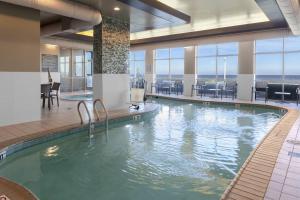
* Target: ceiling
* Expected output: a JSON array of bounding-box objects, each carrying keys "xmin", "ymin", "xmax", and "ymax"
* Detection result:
[
  {"xmin": 39, "ymin": 0, "xmax": 288, "ymax": 44},
  {"xmin": 68, "ymin": 0, "xmax": 189, "ymax": 32},
  {"xmin": 131, "ymin": 0, "xmax": 270, "ymax": 40}
]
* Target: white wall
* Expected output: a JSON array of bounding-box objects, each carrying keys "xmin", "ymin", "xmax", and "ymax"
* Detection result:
[{"xmin": 0, "ymin": 72, "xmax": 41, "ymax": 126}]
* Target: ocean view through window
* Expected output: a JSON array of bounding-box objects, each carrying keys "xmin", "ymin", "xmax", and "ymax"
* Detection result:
[
  {"xmin": 255, "ymin": 36, "xmax": 300, "ymax": 85},
  {"xmin": 196, "ymin": 43, "xmax": 238, "ymax": 83},
  {"xmin": 155, "ymin": 48, "xmax": 184, "ymax": 82}
]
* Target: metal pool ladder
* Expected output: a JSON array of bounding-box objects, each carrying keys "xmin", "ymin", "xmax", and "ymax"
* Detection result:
[
  {"xmin": 93, "ymin": 98, "xmax": 109, "ymax": 138},
  {"xmin": 77, "ymin": 100, "xmax": 94, "ymax": 137}
]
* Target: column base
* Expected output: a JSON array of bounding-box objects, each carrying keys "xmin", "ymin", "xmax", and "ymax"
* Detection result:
[
  {"xmin": 184, "ymin": 74, "xmax": 196, "ymax": 96},
  {"xmin": 237, "ymin": 74, "xmax": 255, "ymax": 101},
  {"xmin": 93, "ymin": 74, "xmax": 130, "ymax": 110},
  {"xmin": 145, "ymin": 73, "xmax": 156, "ymax": 93}
]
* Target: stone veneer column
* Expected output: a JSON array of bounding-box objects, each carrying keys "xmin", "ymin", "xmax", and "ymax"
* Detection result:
[
  {"xmin": 144, "ymin": 48, "xmax": 155, "ymax": 93},
  {"xmin": 184, "ymin": 46, "xmax": 196, "ymax": 96},
  {"xmin": 93, "ymin": 16, "xmax": 130, "ymax": 110},
  {"xmin": 237, "ymin": 41, "xmax": 255, "ymax": 101}
]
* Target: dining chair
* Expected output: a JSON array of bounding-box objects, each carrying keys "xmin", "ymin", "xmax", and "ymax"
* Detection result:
[
  {"xmin": 51, "ymin": 82, "xmax": 61, "ymax": 106},
  {"xmin": 41, "ymin": 84, "xmax": 52, "ymax": 110}
]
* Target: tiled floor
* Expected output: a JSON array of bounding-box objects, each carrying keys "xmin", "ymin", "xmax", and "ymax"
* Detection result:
[
  {"xmin": 264, "ymin": 116, "xmax": 300, "ymax": 200},
  {"xmin": 1, "ymin": 92, "xmax": 300, "ymax": 200}
]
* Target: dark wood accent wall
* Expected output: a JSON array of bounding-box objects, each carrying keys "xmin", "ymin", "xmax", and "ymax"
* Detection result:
[
  {"xmin": 0, "ymin": 2, "xmax": 40, "ymax": 72},
  {"xmin": 117, "ymin": 0, "xmax": 191, "ymax": 24},
  {"xmin": 255, "ymin": 0, "xmax": 287, "ymax": 27}
]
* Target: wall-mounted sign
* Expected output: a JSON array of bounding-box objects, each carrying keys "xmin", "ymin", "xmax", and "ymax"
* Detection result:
[{"xmin": 42, "ymin": 54, "xmax": 58, "ymax": 72}]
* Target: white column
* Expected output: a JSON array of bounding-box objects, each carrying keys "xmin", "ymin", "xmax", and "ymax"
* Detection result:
[
  {"xmin": 237, "ymin": 41, "xmax": 255, "ymax": 101},
  {"xmin": 144, "ymin": 48, "xmax": 155, "ymax": 93},
  {"xmin": 184, "ymin": 46, "xmax": 196, "ymax": 96},
  {"xmin": 93, "ymin": 16, "xmax": 130, "ymax": 110}
]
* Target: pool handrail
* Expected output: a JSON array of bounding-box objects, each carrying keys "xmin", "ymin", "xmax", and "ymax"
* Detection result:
[
  {"xmin": 93, "ymin": 99, "xmax": 109, "ymax": 137},
  {"xmin": 77, "ymin": 100, "xmax": 92, "ymax": 125},
  {"xmin": 77, "ymin": 100, "xmax": 94, "ymax": 136}
]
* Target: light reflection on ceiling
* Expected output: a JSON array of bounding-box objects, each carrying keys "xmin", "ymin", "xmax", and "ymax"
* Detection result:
[
  {"xmin": 131, "ymin": 0, "xmax": 269, "ymax": 40},
  {"xmin": 77, "ymin": 0, "xmax": 269, "ymax": 40}
]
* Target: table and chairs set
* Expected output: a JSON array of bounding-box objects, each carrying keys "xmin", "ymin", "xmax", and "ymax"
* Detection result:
[
  {"xmin": 252, "ymin": 81, "xmax": 300, "ymax": 105},
  {"xmin": 151, "ymin": 80, "xmax": 184, "ymax": 95},
  {"xmin": 191, "ymin": 80, "xmax": 237, "ymax": 100},
  {"xmin": 41, "ymin": 82, "xmax": 61, "ymax": 110}
]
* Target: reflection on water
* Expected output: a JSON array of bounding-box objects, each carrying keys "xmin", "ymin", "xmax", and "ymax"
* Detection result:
[{"xmin": 0, "ymin": 99, "xmax": 281, "ymax": 200}]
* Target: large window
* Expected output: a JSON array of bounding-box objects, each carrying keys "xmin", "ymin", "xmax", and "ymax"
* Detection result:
[
  {"xmin": 73, "ymin": 50, "xmax": 84, "ymax": 77},
  {"xmin": 129, "ymin": 51, "xmax": 145, "ymax": 80},
  {"xmin": 85, "ymin": 51, "xmax": 93, "ymax": 76},
  {"xmin": 59, "ymin": 48, "xmax": 93, "ymax": 92},
  {"xmin": 60, "ymin": 55, "xmax": 70, "ymax": 77},
  {"xmin": 196, "ymin": 43, "xmax": 238, "ymax": 83},
  {"xmin": 255, "ymin": 36, "xmax": 300, "ymax": 84},
  {"xmin": 154, "ymin": 47, "xmax": 184, "ymax": 81},
  {"xmin": 85, "ymin": 51, "xmax": 93, "ymax": 88}
]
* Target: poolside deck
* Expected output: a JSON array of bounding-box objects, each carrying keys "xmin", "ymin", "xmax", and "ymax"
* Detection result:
[{"xmin": 222, "ymin": 109, "xmax": 299, "ymax": 200}]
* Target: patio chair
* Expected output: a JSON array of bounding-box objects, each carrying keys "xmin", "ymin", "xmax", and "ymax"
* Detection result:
[
  {"xmin": 191, "ymin": 80, "xmax": 206, "ymax": 97},
  {"xmin": 204, "ymin": 83, "xmax": 221, "ymax": 98},
  {"xmin": 151, "ymin": 80, "xmax": 162, "ymax": 94},
  {"xmin": 51, "ymin": 82, "xmax": 61, "ymax": 106},
  {"xmin": 173, "ymin": 80, "xmax": 183, "ymax": 95},
  {"xmin": 159, "ymin": 81, "xmax": 172, "ymax": 95},
  {"xmin": 222, "ymin": 81, "xmax": 237, "ymax": 100},
  {"xmin": 41, "ymin": 83, "xmax": 52, "ymax": 110},
  {"xmin": 252, "ymin": 81, "xmax": 268, "ymax": 103}
]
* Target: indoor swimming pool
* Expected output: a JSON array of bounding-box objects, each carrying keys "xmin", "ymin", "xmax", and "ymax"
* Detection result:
[
  {"xmin": 0, "ymin": 99, "xmax": 283, "ymax": 200},
  {"xmin": 61, "ymin": 93, "xmax": 93, "ymax": 101}
]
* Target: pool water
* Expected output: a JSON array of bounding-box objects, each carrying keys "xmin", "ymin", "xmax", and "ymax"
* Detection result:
[
  {"xmin": 0, "ymin": 99, "xmax": 282, "ymax": 200},
  {"xmin": 61, "ymin": 93, "xmax": 93, "ymax": 101}
]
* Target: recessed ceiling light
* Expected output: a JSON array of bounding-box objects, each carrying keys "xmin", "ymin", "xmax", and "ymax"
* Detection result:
[{"xmin": 114, "ymin": 7, "xmax": 120, "ymax": 11}]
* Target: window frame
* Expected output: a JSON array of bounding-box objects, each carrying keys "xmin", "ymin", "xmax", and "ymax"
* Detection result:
[
  {"xmin": 129, "ymin": 50, "xmax": 146, "ymax": 80},
  {"xmin": 154, "ymin": 47, "xmax": 185, "ymax": 81},
  {"xmin": 196, "ymin": 42, "xmax": 238, "ymax": 82},
  {"xmin": 254, "ymin": 36, "xmax": 300, "ymax": 85}
]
